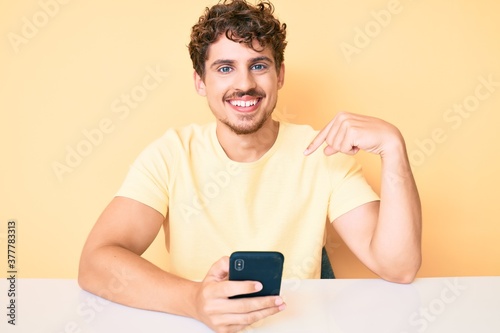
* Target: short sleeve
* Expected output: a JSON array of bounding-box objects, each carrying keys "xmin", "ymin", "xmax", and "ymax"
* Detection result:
[
  {"xmin": 115, "ymin": 136, "xmax": 172, "ymax": 218},
  {"xmin": 327, "ymin": 155, "xmax": 380, "ymax": 222}
]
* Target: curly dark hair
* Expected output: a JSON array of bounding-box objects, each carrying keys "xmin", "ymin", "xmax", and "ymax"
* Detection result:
[{"xmin": 188, "ymin": 0, "xmax": 287, "ymax": 78}]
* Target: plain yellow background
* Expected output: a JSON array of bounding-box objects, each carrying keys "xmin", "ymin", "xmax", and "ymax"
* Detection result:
[{"xmin": 1, "ymin": 0, "xmax": 499, "ymax": 279}]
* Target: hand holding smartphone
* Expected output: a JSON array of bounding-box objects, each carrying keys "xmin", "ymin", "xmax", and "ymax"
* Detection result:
[{"xmin": 228, "ymin": 251, "xmax": 284, "ymax": 299}]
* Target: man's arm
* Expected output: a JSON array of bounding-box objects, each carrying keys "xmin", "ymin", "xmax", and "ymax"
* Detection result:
[
  {"xmin": 78, "ymin": 196, "xmax": 285, "ymax": 333},
  {"xmin": 304, "ymin": 112, "xmax": 422, "ymax": 283},
  {"xmin": 78, "ymin": 196, "xmax": 194, "ymax": 313}
]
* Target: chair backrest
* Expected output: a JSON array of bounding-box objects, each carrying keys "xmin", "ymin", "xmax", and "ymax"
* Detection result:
[{"xmin": 321, "ymin": 246, "xmax": 335, "ymax": 279}]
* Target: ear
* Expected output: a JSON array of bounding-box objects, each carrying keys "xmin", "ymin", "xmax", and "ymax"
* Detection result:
[
  {"xmin": 193, "ymin": 71, "xmax": 207, "ymax": 96},
  {"xmin": 277, "ymin": 63, "xmax": 285, "ymax": 90}
]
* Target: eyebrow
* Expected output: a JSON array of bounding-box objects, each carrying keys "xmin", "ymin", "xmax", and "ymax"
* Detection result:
[
  {"xmin": 209, "ymin": 56, "xmax": 274, "ymax": 70},
  {"xmin": 250, "ymin": 56, "xmax": 273, "ymax": 64},
  {"xmin": 210, "ymin": 59, "xmax": 235, "ymax": 69}
]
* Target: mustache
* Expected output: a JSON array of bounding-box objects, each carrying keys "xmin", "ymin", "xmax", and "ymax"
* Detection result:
[{"xmin": 224, "ymin": 88, "xmax": 266, "ymax": 100}]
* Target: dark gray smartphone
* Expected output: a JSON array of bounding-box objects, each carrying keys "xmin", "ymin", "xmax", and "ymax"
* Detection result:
[{"xmin": 228, "ymin": 251, "xmax": 284, "ymax": 298}]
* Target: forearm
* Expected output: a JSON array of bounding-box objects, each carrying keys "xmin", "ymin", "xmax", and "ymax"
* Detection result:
[
  {"xmin": 78, "ymin": 245, "xmax": 199, "ymax": 318},
  {"xmin": 371, "ymin": 137, "xmax": 422, "ymax": 282}
]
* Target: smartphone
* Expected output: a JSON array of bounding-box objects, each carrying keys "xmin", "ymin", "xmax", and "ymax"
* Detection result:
[{"xmin": 229, "ymin": 251, "xmax": 284, "ymax": 299}]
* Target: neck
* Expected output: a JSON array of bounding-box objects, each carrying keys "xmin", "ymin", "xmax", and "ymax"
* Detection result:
[{"xmin": 216, "ymin": 119, "xmax": 280, "ymax": 162}]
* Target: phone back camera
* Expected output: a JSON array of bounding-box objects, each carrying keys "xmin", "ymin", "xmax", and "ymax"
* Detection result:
[{"xmin": 234, "ymin": 259, "xmax": 244, "ymax": 271}]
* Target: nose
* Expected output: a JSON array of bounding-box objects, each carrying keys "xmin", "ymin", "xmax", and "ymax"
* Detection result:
[{"xmin": 233, "ymin": 68, "xmax": 257, "ymax": 92}]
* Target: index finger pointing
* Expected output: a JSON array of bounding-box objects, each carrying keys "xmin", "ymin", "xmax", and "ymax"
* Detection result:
[{"xmin": 303, "ymin": 119, "xmax": 334, "ymax": 156}]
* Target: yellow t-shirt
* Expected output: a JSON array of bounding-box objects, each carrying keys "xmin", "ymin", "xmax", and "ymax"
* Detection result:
[{"xmin": 116, "ymin": 122, "xmax": 379, "ymax": 280}]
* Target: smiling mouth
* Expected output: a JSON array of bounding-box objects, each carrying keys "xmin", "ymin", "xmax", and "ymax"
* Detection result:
[{"xmin": 228, "ymin": 98, "xmax": 261, "ymax": 108}]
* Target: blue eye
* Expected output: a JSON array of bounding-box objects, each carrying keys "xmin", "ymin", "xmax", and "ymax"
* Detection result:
[
  {"xmin": 251, "ymin": 64, "xmax": 267, "ymax": 71},
  {"xmin": 218, "ymin": 66, "xmax": 232, "ymax": 73}
]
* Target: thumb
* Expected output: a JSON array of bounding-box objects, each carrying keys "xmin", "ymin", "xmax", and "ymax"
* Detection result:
[{"xmin": 204, "ymin": 256, "xmax": 230, "ymax": 282}]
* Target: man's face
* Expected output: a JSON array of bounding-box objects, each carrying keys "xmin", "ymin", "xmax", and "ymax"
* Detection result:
[{"xmin": 194, "ymin": 35, "xmax": 285, "ymax": 135}]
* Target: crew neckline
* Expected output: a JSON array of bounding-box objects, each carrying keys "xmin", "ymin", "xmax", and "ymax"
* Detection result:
[{"xmin": 210, "ymin": 121, "xmax": 287, "ymax": 168}]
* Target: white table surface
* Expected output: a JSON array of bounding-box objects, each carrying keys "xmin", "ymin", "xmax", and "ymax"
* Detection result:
[{"xmin": 1, "ymin": 276, "xmax": 499, "ymax": 332}]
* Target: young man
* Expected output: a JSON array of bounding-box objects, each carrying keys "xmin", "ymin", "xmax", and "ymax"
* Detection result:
[{"xmin": 78, "ymin": 1, "xmax": 421, "ymax": 332}]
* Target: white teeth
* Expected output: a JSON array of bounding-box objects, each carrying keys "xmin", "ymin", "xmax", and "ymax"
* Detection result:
[{"xmin": 230, "ymin": 99, "xmax": 258, "ymax": 107}]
